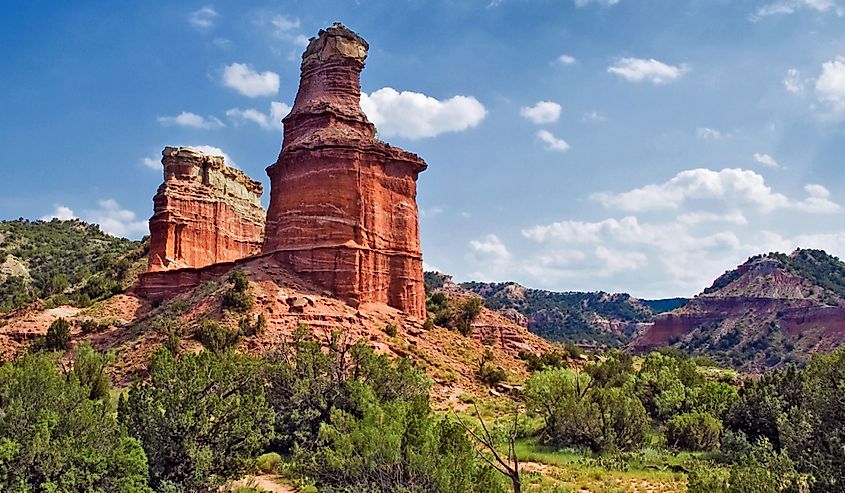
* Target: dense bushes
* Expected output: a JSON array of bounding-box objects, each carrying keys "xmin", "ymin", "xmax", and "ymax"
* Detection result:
[
  {"xmin": 723, "ymin": 347, "xmax": 845, "ymax": 492},
  {"xmin": 424, "ymin": 291, "xmax": 483, "ymax": 336},
  {"xmin": 524, "ymin": 367, "xmax": 649, "ymax": 452},
  {"xmin": 196, "ymin": 318, "xmax": 241, "ymax": 352},
  {"xmin": 525, "ymin": 350, "xmax": 736, "ymax": 454},
  {"xmin": 298, "ymin": 397, "xmax": 505, "ymax": 493},
  {"xmin": 0, "ymin": 352, "xmax": 152, "ymax": 492},
  {"xmin": 666, "ymin": 412, "xmax": 722, "ymax": 451},
  {"xmin": 120, "ymin": 349, "xmax": 275, "ymax": 492}
]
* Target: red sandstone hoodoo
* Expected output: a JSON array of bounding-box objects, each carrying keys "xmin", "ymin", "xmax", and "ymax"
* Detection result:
[
  {"xmin": 147, "ymin": 146, "xmax": 265, "ymax": 272},
  {"xmin": 139, "ymin": 24, "xmax": 428, "ymax": 319},
  {"xmin": 262, "ymin": 23, "xmax": 427, "ymax": 319}
]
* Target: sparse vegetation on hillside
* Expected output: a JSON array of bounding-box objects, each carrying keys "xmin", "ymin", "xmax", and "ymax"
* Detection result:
[
  {"xmin": 463, "ymin": 281, "xmax": 654, "ymax": 346},
  {"xmin": 0, "ymin": 219, "xmax": 145, "ymax": 312}
]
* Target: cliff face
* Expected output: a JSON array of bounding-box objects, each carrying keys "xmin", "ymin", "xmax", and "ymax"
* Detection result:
[
  {"xmin": 262, "ymin": 24, "xmax": 427, "ymax": 319},
  {"xmin": 630, "ymin": 249, "xmax": 845, "ymax": 370},
  {"xmin": 147, "ymin": 147, "xmax": 265, "ymax": 272}
]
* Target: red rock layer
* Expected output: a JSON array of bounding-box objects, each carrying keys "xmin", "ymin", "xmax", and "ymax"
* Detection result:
[
  {"xmin": 262, "ymin": 23, "xmax": 427, "ymax": 318},
  {"xmin": 147, "ymin": 147, "xmax": 265, "ymax": 272}
]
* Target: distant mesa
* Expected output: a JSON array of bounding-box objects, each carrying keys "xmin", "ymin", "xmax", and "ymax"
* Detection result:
[
  {"xmin": 630, "ymin": 249, "xmax": 845, "ymax": 370},
  {"xmin": 138, "ymin": 23, "xmax": 427, "ymax": 319}
]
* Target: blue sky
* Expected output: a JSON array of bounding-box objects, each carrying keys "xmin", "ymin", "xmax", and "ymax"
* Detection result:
[{"xmin": 2, "ymin": 0, "xmax": 845, "ymax": 298}]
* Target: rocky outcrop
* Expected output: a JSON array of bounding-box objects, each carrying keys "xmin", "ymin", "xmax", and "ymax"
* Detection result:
[
  {"xmin": 146, "ymin": 147, "xmax": 265, "ymax": 272},
  {"xmin": 262, "ymin": 23, "xmax": 427, "ymax": 318}
]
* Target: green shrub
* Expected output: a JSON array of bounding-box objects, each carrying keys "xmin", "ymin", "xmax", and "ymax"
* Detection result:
[
  {"xmin": 384, "ymin": 322, "xmax": 398, "ymax": 337},
  {"xmin": 255, "ymin": 452, "xmax": 283, "ymax": 474},
  {"xmin": 0, "ymin": 353, "xmax": 153, "ymax": 492},
  {"xmin": 120, "ymin": 350, "xmax": 275, "ymax": 492},
  {"xmin": 423, "ymin": 317, "xmax": 435, "ymax": 331},
  {"xmin": 222, "ymin": 270, "xmax": 253, "ymax": 312},
  {"xmin": 478, "ymin": 363, "xmax": 507, "ymax": 386},
  {"xmin": 426, "ymin": 291, "xmax": 453, "ymax": 326},
  {"xmin": 240, "ymin": 312, "xmax": 267, "ymax": 337},
  {"xmin": 667, "ymin": 412, "xmax": 723, "ymax": 451},
  {"xmin": 689, "ymin": 437, "xmax": 808, "ymax": 493},
  {"xmin": 591, "ymin": 387, "xmax": 650, "ymax": 452},
  {"xmin": 525, "ymin": 368, "xmax": 600, "ymax": 450},
  {"xmin": 45, "ymin": 317, "xmax": 71, "ymax": 350},
  {"xmin": 477, "ymin": 349, "xmax": 507, "ymax": 385},
  {"xmin": 196, "ymin": 319, "xmax": 241, "ymax": 352},
  {"xmin": 80, "ymin": 318, "xmax": 109, "ymax": 334},
  {"xmin": 519, "ymin": 350, "xmax": 568, "ymax": 372}
]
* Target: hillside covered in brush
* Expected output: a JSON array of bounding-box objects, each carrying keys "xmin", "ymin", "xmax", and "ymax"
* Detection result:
[
  {"xmin": 0, "ymin": 219, "xmax": 146, "ymax": 312},
  {"xmin": 631, "ymin": 249, "xmax": 845, "ymax": 370},
  {"xmin": 457, "ymin": 279, "xmax": 662, "ymax": 347}
]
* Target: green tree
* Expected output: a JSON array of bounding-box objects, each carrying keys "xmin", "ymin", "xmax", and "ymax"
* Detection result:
[
  {"xmin": 524, "ymin": 368, "xmax": 599, "ymax": 450},
  {"xmin": 71, "ymin": 343, "xmax": 112, "ymax": 400},
  {"xmin": 120, "ymin": 349, "xmax": 275, "ymax": 492},
  {"xmin": 592, "ymin": 387, "xmax": 650, "ymax": 452},
  {"xmin": 263, "ymin": 327, "xmax": 430, "ymax": 453},
  {"xmin": 456, "ymin": 297, "xmax": 483, "ymax": 336},
  {"xmin": 0, "ymin": 353, "xmax": 152, "ymax": 492},
  {"xmin": 45, "ymin": 317, "xmax": 71, "ymax": 351}
]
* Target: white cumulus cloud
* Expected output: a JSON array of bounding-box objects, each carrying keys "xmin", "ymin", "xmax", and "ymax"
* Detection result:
[
  {"xmin": 537, "ymin": 130, "xmax": 570, "ymax": 152},
  {"xmin": 141, "ymin": 157, "xmax": 160, "ymax": 170},
  {"xmin": 226, "ymin": 101, "xmax": 290, "ymax": 130},
  {"xmin": 784, "ymin": 68, "xmax": 806, "ymax": 94},
  {"xmin": 752, "ymin": 0, "xmax": 842, "ymax": 20},
  {"xmin": 157, "ymin": 112, "xmax": 224, "ymax": 129},
  {"xmin": 520, "ymin": 101, "xmax": 562, "ymax": 124},
  {"xmin": 590, "ymin": 168, "xmax": 840, "ymax": 214},
  {"xmin": 188, "ymin": 6, "xmax": 218, "ymax": 29},
  {"xmin": 753, "ymin": 153, "xmax": 781, "ymax": 168},
  {"xmin": 575, "ymin": 0, "xmax": 621, "ymax": 6},
  {"xmin": 557, "ymin": 54, "xmax": 577, "ymax": 65},
  {"xmin": 815, "ymin": 56, "xmax": 845, "ymax": 113},
  {"xmin": 360, "ymin": 87, "xmax": 487, "ymax": 139},
  {"xmin": 696, "ymin": 127, "xmax": 723, "ymax": 140},
  {"xmin": 222, "ymin": 63, "xmax": 280, "ymax": 98},
  {"xmin": 82, "ymin": 200, "xmax": 148, "ymax": 239},
  {"xmin": 41, "ymin": 205, "xmax": 77, "ymax": 221},
  {"xmin": 185, "ymin": 145, "xmax": 236, "ymax": 167},
  {"xmin": 608, "ymin": 57, "xmax": 689, "ymax": 84}
]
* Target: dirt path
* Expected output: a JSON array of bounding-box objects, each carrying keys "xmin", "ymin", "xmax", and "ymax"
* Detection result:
[{"xmin": 226, "ymin": 475, "xmax": 297, "ymax": 492}]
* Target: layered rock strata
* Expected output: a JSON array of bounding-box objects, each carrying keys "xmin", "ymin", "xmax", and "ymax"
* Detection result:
[
  {"xmin": 262, "ymin": 23, "xmax": 427, "ymax": 318},
  {"xmin": 147, "ymin": 147, "xmax": 265, "ymax": 272}
]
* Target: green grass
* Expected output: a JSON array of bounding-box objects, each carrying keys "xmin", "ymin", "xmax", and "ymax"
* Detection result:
[{"xmin": 515, "ymin": 438, "xmax": 692, "ymax": 493}]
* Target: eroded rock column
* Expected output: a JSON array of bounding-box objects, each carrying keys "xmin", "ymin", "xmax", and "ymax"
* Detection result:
[
  {"xmin": 148, "ymin": 146, "xmax": 265, "ymax": 271},
  {"xmin": 262, "ymin": 23, "xmax": 427, "ymax": 318}
]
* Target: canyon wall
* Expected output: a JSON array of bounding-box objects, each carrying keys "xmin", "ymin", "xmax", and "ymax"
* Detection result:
[
  {"xmin": 147, "ymin": 146, "xmax": 265, "ymax": 272},
  {"xmin": 262, "ymin": 23, "xmax": 427, "ymax": 318}
]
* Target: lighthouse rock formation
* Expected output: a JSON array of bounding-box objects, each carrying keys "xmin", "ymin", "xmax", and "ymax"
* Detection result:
[
  {"xmin": 147, "ymin": 146, "xmax": 265, "ymax": 272},
  {"xmin": 261, "ymin": 24, "xmax": 427, "ymax": 318},
  {"xmin": 139, "ymin": 24, "xmax": 427, "ymax": 319}
]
